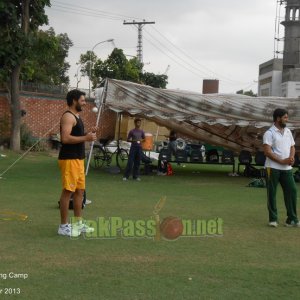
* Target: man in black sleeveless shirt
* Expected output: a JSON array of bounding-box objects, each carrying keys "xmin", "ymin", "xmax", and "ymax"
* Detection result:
[{"xmin": 58, "ymin": 89, "xmax": 97, "ymax": 237}]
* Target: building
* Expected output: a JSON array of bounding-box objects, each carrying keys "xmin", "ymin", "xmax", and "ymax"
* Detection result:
[
  {"xmin": 258, "ymin": 0, "xmax": 300, "ymax": 97},
  {"xmin": 281, "ymin": 0, "xmax": 300, "ymax": 97},
  {"xmin": 258, "ymin": 58, "xmax": 283, "ymax": 96}
]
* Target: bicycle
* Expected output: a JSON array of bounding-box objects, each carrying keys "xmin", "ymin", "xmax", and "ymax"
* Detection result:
[{"xmin": 89, "ymin": 138, "xmax": 129, "ymax": 170}]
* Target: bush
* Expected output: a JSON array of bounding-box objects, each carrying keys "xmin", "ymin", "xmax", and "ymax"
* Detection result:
[
  {"xmin": 20, "ymin": 123, "xmax": 48, "ymax": 151},
  {"xmin": 20, "ymin": 123, "xmax": 35, "ymax": 150},
  {"xmin": 0, "ymin": 114, "xmax": 10, "ymax": 147}
]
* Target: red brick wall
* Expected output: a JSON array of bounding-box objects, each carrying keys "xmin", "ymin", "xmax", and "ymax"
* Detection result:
[{"xmin": 0, "ymin": 92, "xmax": 117, "ymax": 144}]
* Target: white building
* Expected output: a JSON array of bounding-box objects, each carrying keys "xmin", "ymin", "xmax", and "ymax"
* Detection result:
[{"xmin": 258, "ymin": 58, "xmax": 283, "ymax": 97}]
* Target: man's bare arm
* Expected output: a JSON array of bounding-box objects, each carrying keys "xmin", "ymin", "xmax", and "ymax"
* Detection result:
[
  {"xmin": 289, "ymin": 145, "xmax": 295, "ymax": 165},
  {"xmin": 60, "ymin": 113, "xmax": 96, "ymax": 144}
]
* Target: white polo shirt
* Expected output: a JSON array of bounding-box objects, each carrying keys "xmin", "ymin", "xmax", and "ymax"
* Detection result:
[{"xmin": 263, "ymin": 124, "xmax": 295, "ymax": 170}]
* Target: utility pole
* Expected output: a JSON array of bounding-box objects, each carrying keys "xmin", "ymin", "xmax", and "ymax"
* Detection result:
[{"xmin": 123, "ymin": 20, "xmax": 155, "ymax": 65}]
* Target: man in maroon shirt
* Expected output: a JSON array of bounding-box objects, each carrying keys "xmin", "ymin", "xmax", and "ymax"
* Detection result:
[{"xmin": 123, "ymin": 118, "xmax": 145, "ymax": 181}]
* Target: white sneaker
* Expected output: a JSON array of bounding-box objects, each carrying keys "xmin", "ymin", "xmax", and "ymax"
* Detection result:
[
  {"xmin": 123, "ymin": 177, "xmax": 128, "ymax": 181},
  {"xmin": 268, "ymin": 221, "xmax": 278, "ymax": 227},
  {"xmin": 134, "ymin": 177, "xmax": 141, "ymax": 181},
  {"xmin": 58, "ymin": 224, "xmax": 81, "ymax": 237},
  {"xmin": 73, "ymin": 222, "xmax": 95, "ymax": 233},
  {"xmin": 157, "ymin": 172, "xmax": 166, "ymax": 176},
  {"xmin": 285, "ymin": 220, "xmax": 300, "ymax": 227},
  {"xmin": 85, "ymin": 199, "xmax": 92, "ymax": 205}
]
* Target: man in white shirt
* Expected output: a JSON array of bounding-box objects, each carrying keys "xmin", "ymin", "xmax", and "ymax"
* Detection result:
[{"xmin": 263, "ymin": 108, "xmax": 299, "ymax": 228}]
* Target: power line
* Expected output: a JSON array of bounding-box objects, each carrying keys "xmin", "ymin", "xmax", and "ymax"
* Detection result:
[
  {"xmin": 50, "ymin": 6, "xmax": 122, "ymax": 21},
  {"xmin": 49, "ymin": 1, "xmax": 254, "ymax": 88},
  {"xmin": 149, "ymin": 25, "xmax": 221, "ymax": 77},
  {"xmin": 143, "ymin": 27, "xmax": 253, "ymax": 87},
  {"xmin": 52, "ymin": 0, "xmax": 142, "ymax": 21},
  {"xmin": 148, "ymin": 25, "xmax": 249, "ymax": 85},
  {"xmin": 143, "ymin": 27, "xmax": 213, "ymax": 78},
  {"xmin": 140, "ymin": 29, "xmax": 209, "ymax": 79}
]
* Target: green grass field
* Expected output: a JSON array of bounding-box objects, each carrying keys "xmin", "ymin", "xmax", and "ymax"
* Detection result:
[{"xmin": 0, "ymin": 151, "xmax": 299, "ymax": 299}]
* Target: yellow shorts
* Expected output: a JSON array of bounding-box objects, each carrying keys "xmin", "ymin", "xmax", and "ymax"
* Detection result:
[{"xmin": 58, "ymin": 159, "xmax": 85, "ymax": 192}]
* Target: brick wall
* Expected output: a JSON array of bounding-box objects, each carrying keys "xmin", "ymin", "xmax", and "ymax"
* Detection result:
[{"xmin": 0, "ymin": 92, "xmax": 117, "ymax": 145}]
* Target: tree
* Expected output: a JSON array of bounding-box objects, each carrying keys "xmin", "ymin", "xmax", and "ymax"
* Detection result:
[
  {"xmin": 22, "ymin": 27, "xmax": 73, "ymax": 85},
  {"xmin": 0, "ymin": 0, "xmax": 50, "ymax": 151},
  {"xmin": 77, "ymin": 50, "xmax": 98, "ymax": 88},
  {"xmin": 79, "ymin": 48, "xmax": 140, "ymax": 88},
  {"xmin": 141, "ymin": 72, "xmax": 168, "ymax": 89},
  {"xmin": 236, "ymin": 89, "xmax": 257, "ymax": 97},
  {"xmin": 78, "ymin": 48, "xmax": 168, "ymax": 89}
]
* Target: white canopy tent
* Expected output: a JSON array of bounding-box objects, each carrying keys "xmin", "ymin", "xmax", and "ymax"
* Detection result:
[{"xmin": 100, "ymin": 79, "xmax": 300, "ymax": 153}]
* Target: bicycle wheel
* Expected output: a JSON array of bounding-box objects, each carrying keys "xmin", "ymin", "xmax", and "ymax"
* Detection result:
[
  {"xmin": 116, "ymin": 148, "xmax": 129, "ymax": 170},
  {"xmin": 92, "ymin": 145, "xmax": 105, "ymax": 168},
  {"xmin": 105, "ymin": 151, "xmax": 113, "ymax": 166}
]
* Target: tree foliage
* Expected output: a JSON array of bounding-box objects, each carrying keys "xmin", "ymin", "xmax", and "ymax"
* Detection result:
[
  {"xmin": 78, "ymin": 48, "xmax": 168, "ymax": 89},
  {"xmin": 0, "ymin": 0, "xmax": 51, "ymax": 151},
  {"xmin": 141, "ymin": 72, "xmax": 168, "ymax": 89},
  {"xmin": 236, "ymin": 89, "xmax": 257, "ymax": 97},
  {"xmin": 0, "ymin": 0, "xmax": 50, "ymax": 83},
  {"xmin": 22, "ymin": 27, "xmax": 73, "ymax": 85}
]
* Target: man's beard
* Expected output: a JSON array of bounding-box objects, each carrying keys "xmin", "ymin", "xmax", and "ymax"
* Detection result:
[
  {"xmin": 279, "ymin": 122, "xmax": 286, "ymax": 129},
  {"xmin": 75, "ymin": 103, "xmax": 82, "ymax": 112}
]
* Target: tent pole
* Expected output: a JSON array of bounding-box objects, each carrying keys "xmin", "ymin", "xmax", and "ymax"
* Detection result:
[
  {"xmin": 155, "ymin": 125, "xmax": 160, "ymax": 142},
  {"xmin": 117, "ymin": 113, "xmax": 122, "ymax": 147},
  {"xmin": 86, "ymin": 78, "xmax": 108, "ymax": 176}
]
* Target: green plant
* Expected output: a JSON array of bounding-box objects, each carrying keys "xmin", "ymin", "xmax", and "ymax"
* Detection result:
[
  {"xmin": 0, "ymin": 114, "xmax": 10, "ymax": 147},
  {"xmin": 20, "ymin": 123, "xmax": 35, "ymax": 150},
  {"xmin": 31, "ymin": 139, "xmax": 48, "ymax": 152},
  {"xmin": 20, "ymin": 124, "xmax": 49, "ymax": 151}
]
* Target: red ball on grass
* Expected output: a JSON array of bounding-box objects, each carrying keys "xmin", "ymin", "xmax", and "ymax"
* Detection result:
[{"xmin": 160, "ymin": 216, "xmax": 183, "ymax": 240}]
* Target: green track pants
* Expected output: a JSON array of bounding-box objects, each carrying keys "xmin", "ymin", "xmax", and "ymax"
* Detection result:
[{"xmin": 266, "ymin": 168, "xmax": 298, "ymax": 223}]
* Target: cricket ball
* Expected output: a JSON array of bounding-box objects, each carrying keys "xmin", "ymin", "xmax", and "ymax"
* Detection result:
[{"xmin": 160, "ymin": 216, "xmax": 183, "ymax": 240}]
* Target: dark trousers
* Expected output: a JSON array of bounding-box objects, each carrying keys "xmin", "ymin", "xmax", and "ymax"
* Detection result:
[
  {"xmin": 266, "ymin": 168, "xmax": 298, "ymax": 223},
  {"xmin": 124, "ymin": 145, "xmax": 142, "ymax": 179}
]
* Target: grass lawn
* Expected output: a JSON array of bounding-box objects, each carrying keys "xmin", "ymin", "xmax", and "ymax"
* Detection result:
[{"xmin": 0, "ymin": 151, "xmax": 299, "ymax": 299}]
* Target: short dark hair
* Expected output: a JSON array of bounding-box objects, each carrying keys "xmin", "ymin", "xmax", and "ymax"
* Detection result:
[
  {"xmin": 273, "ymin": 108, "xmax": 288, "ymax": 122},
  {"xmin": 66, "ymin": 89, "xmax": 86, "ymax": 106},
  {"xmin": 134, "ymin": 118, "xmax": 141, "ymax": 124}
]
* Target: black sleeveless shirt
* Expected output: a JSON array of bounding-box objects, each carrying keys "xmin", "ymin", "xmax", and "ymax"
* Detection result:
[{"xmin": 58, "ymin": 111, "xmax": 85, "ymax": 160}]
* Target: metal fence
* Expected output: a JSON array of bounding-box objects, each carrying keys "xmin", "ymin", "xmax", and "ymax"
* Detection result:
[{"xmin": 20, "ymin": 81, "xmax": 67, "ymax": 95}]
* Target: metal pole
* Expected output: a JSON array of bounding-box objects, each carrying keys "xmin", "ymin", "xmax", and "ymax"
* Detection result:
[
  {"xmin": 88, "ymin": 53, "xmax": 91, "ymax": 99},
  {"xmin": 85, "ymin": 79, "xmax": 108, "ymax": 175},
  {"xmin": 155, "ymin": 125, "xmax": 160, "ymax": 142},
  {"xmin": 123, "ymin": 21, "xmax": 155, "ymax": 66},
  {"xmin": 117, "ymin": 113, "xmax": 122, "ymax": 147},
  {"xmin": 88, "ymin": 39, "xmax": 114, "ymax": 100}
]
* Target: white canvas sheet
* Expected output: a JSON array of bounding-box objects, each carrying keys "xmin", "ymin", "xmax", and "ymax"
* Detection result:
[{"xmin": 103, "ymin": 79, "xmax": 300, "ymax": 153}]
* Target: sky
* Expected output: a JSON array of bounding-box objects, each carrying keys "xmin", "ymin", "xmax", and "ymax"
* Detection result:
[{"xmin": 44, "ymin": 0, "xmax": 284, "ymax": 94}]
